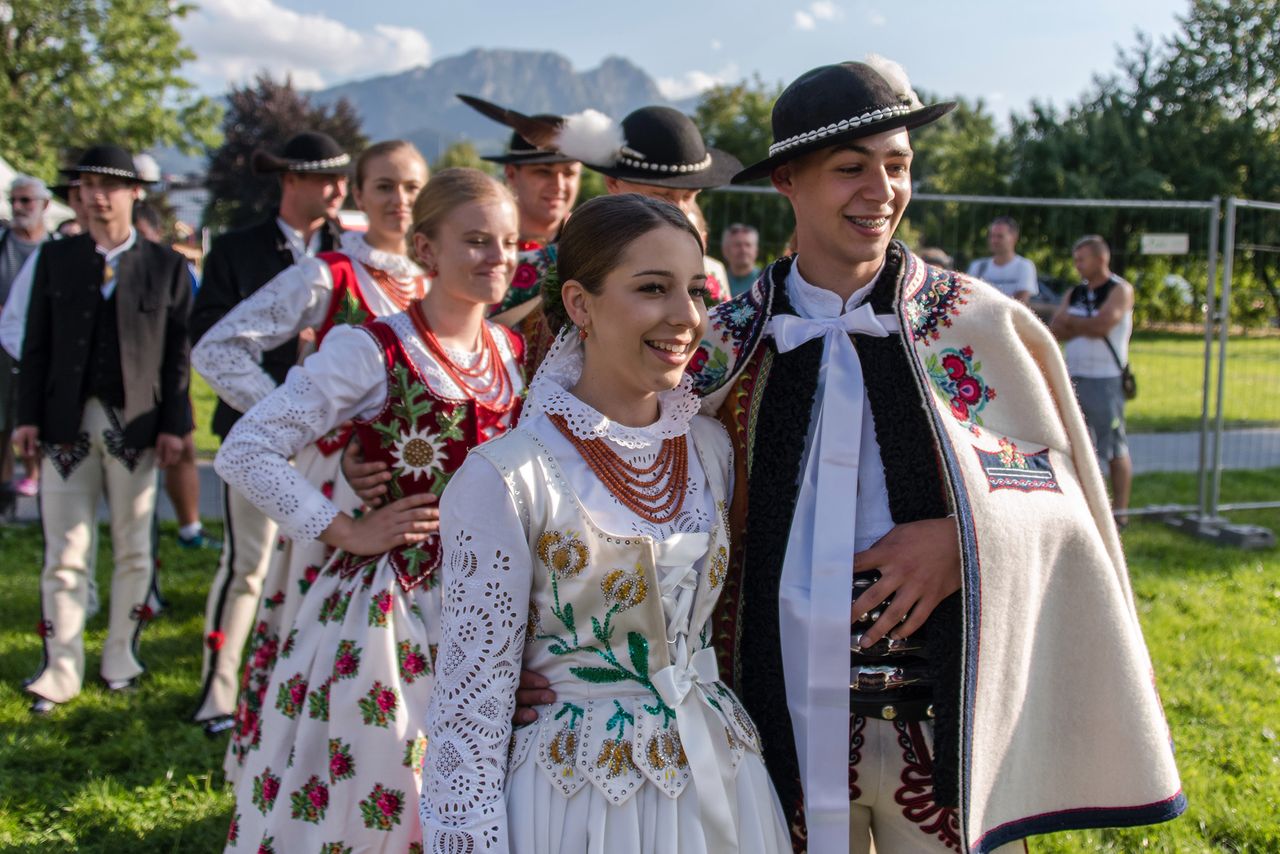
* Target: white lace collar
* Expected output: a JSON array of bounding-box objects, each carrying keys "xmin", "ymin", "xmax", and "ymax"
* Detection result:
[
  {"xmin": 339, "ymin": 231, "xmax": 424, "ymax": 280},
  {"xmin": 523, "ymin": 329, "xmax": 701, "ymax": 450}
]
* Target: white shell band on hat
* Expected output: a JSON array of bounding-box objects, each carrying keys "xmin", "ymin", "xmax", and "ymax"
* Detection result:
[
  {"xmin": 615, "ymin": 152, "xmax": 713, "ymax": 174},
  {"xmin": 767, "ymin": 103, "xmax": 912, "ymax": 157},
  {"xmin": 73, "ymin": 165, "xmax": 141, "ymax": 179},
  {"xmin": 285, "ymin": 154, "xmax": 351, "ymax": 171}
]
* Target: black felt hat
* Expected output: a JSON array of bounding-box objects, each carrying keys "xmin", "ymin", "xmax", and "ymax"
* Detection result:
[
  {"xmin": 458, "ymin": 95, "xmax": 739, "ymax": 190},
  {"xmin": 733, "ymin": 59, "xmax": 955, "ymax": 183},
  {"xmin": 251, "ymin": 131, "xmax": 352, "ymax": 175},
  {"xmin": 59, "ymin": 144, "xmax": 146, "ymax": 183},
  {"xmin": 582, "ymin": 106, "xmax": 741, "ymax": 190},
  {"xmin": 483, "ymin": 123, "xmax": 579, "ymax": 166}
]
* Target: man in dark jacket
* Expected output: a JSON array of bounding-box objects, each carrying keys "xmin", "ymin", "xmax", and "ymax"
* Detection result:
[
  {"xmin": 188, "ymin": 131, "xmax": 347, "ymax": 734},
  {"xmin": 15, "ymin": 145, "xmax": 193, "ymax": 713}
]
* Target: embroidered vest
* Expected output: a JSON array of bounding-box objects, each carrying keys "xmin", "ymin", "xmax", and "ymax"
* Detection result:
[
  {"xmin": 470, "ymin": 418, "xmax": 762, "ymax": 806},
  {"xmin": 332, "ymin": 317, "xmax": 524, "ymax": 592},
  {"xmin": 312, "ymin": 253, "xmax": 382, "ymax": 455}
]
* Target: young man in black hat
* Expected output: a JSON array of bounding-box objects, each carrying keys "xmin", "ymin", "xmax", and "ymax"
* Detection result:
[
  {"xmin": 683, "ymin": 58, "xmax": 1183, "ymax": 852},
  {"xmin": 188, "ymin": 130, "xmax": 348, "ymax": 735},
  {"xmin": 14, "ymin": 144, "xmax": 193, "ymax": 714},
  {"xmin": 478, "ymin": 116, "xmax": 581, "ymax": 322}
]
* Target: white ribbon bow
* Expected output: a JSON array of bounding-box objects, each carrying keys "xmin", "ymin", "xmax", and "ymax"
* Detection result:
[
  {"xmin": 767, "ymin": 301, "xmax": 898, "ymax": 853},
  {"xmin": 652, "ymin": 645, "xmax": 738, "ymax": 853}
]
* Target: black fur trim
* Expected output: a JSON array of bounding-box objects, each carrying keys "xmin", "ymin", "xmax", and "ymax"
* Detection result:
[{"xmin": 738, "ymin": 263, "xmax": 823, "ymax": 824}]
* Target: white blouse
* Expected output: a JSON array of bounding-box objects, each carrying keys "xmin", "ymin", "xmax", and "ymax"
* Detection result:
[
  {"xmin": 191, "ymin": 231, "xmax": 423, "ymax": 414},
  {"xmin": 213, "ymin": 311, "xmax": 523, "ymax": 543},
  {"xmin": 422, "ymin": 336, "xmax": 722, "ymax": 852}
]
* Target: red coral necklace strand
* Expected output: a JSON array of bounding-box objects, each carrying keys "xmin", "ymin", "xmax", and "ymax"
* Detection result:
[
  {"xmin": 410, "ymin": 302, "xmax": 515, "ymax": 412},
  {"xmin": 361, "ymin": 264, "xmax": 425, "ymax": 311},
  {"xmin": 548, "ymin": 412, "xmax": 688, "ymax": 524}
]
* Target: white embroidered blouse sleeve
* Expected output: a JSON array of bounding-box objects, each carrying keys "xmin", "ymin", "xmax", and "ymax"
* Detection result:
[
  {"xmin": 191, "ymin": 257, "xmax": 335, "ymax": 413},
  {"xmin": 213, "ymin": 325, "xmax": 386, "ymax": 542},
  {"xmin": 421, "ymin": 454, "xmax": 531, "ymax": 854}
]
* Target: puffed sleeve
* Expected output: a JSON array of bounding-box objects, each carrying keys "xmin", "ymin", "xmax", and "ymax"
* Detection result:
[
  {"xmin": 420, "ymin": 453, "xmax": 532, "ymax": 854},
  {"xmin": 214, "ymin": 324, "xmax": 386, "ymax": 541},
  {"xmin": 191, "ymin": 256, "xmax": 335, "ymax": 414}
]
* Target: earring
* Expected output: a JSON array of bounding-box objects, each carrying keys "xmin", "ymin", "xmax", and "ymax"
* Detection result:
[{"xmin": 578, "ymin": 327, "xmax": 589, "ymax": 342}]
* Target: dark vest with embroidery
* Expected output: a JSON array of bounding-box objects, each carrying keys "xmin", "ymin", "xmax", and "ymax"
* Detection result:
[
  {"xmin": 711, "ymin": 247, "xmax": 964, "ymax": 823},
  {"xmin": 332, "ymin": 318, "xmax": 524, "ymax": 592}
]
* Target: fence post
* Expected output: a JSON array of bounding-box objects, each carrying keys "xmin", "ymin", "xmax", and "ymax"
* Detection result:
[
  {"xmin": 1196, "ymin": 197, "xmax": 1221, "ymax": 520},
  {"xmin": 1208, "ymin": 197, "xmax": 1238, "ymax": 519}
]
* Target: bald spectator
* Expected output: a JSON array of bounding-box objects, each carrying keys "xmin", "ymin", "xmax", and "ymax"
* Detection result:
[
  {"xmin": 968, "ymin": 215, "xmax": 1037, "ymax": 304},
  {"xmin": 722, "ymin": 222, "xmax": 761, "ymax": 296}
]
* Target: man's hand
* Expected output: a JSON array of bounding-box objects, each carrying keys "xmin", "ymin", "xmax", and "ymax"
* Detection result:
[
  {"xmin": 513, "ymin": 669, "xmax": 556, "ymax": 724},
  {"xmin": 341, "ymin": 441, "xmax": 391, "ymax": 508},
  {"xmin": 155, "ymin": 432, "xmax": 185, "ymax": 468},
  {"xmin": 320, "ymin": 492, "xmax": 440, "ymax": 556},
  {"xmin": 851, "ymin": 517, "xmax": 962, "ymax": 648},
  {"xmin": 12, "ymin": 425, "xmax": 39, "ymax": 459}
]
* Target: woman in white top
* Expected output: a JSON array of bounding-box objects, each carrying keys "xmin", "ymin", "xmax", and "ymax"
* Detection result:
[
  {"xmin": 214, "ymin": 168, "xmax": 526, "ymax": 852},
  {"xmin": 421, "ymin": 194, "xmax": 790, "ymax": 854},
  {"xmin": 192, "ymin": 141, "xmax": 430, "ymax": 776}
]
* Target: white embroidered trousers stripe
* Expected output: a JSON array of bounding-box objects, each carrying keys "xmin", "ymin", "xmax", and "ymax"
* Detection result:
[
  {"xmin": 850, "ymin": 719, "xmax": 1026, "ymax": 854},
  {"xmin": 193, "ymin": 481, "xmax": 277, "ymax": 722},
  {"xmin": 28, "ymin": 399, "xmax": 158, "ymax": 704}
]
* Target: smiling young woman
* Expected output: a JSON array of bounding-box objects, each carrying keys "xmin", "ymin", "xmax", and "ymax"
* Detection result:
[
  {"xmin": 212, "ymin": 168, "xmax": 526, "ymax": 852},
  {"xmin": 421, "ymin": 194, "xmax": 791, "ymax": 854}
]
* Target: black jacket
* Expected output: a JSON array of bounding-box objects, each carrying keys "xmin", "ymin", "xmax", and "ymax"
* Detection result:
[
  {"xmin": 190, "ymin": 215, "xmax": 341, "ymax": 438},
  {"xmin": 19, "ymin": 232, "xmax": 193, "ymax": 448}
]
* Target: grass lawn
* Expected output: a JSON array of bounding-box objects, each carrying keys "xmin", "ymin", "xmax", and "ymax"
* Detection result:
[
  {"xmin": 1127, "ymin": 331, "xmax": 1280, "ymax": 433},
  {"xmin": 191, "ymin": 374, "xmax": 219, "ymax": 458},
  {"xmin": 0, "ymin": 474, "xmax": 1277, "ymax": 852}
]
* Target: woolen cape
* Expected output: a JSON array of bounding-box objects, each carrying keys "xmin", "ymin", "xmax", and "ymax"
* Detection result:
[{"xmin": 688, "ymin": 242, "xmax": 1184, "ymax": 852}]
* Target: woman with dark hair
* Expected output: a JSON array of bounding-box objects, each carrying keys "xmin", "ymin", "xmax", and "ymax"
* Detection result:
[
  {"xmin": 214, "ymin": 168, "xmax": 525, "ymax": 851},
  {"xmin": 421, "ymin": 193, "xmax": 790, "ymax": 853},
  {"xmin": 193, "ymin": 140, "xmax": 429, "ymax": 759}
]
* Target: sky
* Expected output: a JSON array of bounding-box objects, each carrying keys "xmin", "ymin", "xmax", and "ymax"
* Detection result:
[{"xmin": 176, "ymin": 0, "xmax": 1191, "ymax": 124}]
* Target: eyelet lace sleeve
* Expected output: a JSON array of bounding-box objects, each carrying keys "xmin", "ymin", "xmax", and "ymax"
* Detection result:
[
  {"xmin": 421, "ymin": 454, "xmax": 531, "ymax": 854},
  {"xmin": 191, "ymin": 257, "xmax": 333, "ymax": 414},
  {"xmin": 213, "ymin": 325, "xmax": 387, "ymax": 541}
]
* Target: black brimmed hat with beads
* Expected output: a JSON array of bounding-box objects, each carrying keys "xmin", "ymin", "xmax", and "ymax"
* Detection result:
[
  {"xmin": 251, "ymin": 131, "xmax": 353, "ymax": 176},
  {"xmin": 59, "ymin": 144, "xmax": 149, "ymax": 184},
  {"xmin": 457, "ymin": 94, "xmax": 740, "ymax": 190},
  {"xmin": 733, "ymin": 56, "xmax": 956, "ymax": 184}
]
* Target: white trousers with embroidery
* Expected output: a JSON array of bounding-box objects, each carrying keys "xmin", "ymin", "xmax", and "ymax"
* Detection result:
[
  {"xmin": 193, "ymin": 482, "xmax": 277, "ymax": 722},
  {"xmin": 849, "ymin": 718, "xmax": 1025, "ymax": 854},
  {"xmin": 27, "ymin": 399, "xmax": 158, "ymax": 704}
]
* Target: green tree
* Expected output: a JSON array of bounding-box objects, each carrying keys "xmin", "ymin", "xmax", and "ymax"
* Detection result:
[
  {"xmin": 694, "ymin": 75, "xmax": 783, "ymax": 168},
  {"xmin": 0, "ymin": 0, "xmax": 220, "ymax": 180},
  {"xmin": 431, "ymin": 142, "xmax": 495, "ymax": 175},
  {"xmin": 203, "ymin": 74, "xmax": 367, "ymax": 231}
]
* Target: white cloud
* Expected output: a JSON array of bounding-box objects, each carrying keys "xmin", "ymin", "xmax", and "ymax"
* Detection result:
[
  {"xmin": 795, "ymin": 2, "xmax": 841, "ymax": 31},
  {"xmin": 177, "ymin": 0, "xmax": 431, "ymax": 91},
  {"xmin": 810, "ymin": 1, "xmax": 840, "ymax": 20},
  {"xmin": 657, "ymin": 64, "xmax": 740, "ymax": 101}
]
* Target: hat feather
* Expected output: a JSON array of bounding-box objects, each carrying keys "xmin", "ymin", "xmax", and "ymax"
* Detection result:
[
  {"xmin": 553, "ymin": 110, "xmax": 626, "ymax": 168},
  {"xmin": 864, "ymin": 54, "xmax": 923, "ymax": 108}
]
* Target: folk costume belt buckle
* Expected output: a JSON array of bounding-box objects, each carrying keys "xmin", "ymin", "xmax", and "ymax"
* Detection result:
[
  {"xmin": 850, "ymin": 664, "xmax": 922, "ymax": 693},
  {"xmin": 850, "ymin": 633, "xmax": 923, "ymax": 657}
]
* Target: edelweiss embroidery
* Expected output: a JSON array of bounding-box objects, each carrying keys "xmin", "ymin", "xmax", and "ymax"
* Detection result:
[{"xmin": 973, "ymin": 437, "xmax": 1061, "ymax": 493}]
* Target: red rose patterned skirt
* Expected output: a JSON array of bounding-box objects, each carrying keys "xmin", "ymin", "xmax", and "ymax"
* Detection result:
[
  {"xmin": 224, "ymin": 439, "xmax": 361, "ymax": 784},
  {"xmin": 223, "ymin": 545, "xmax": 440, "ymax": 854}
]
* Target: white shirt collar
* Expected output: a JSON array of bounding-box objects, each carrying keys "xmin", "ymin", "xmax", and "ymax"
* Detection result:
[
  {"xmin": 785, "ymin": 257, "xmax": 885, "ymax": 319},
  {"xmin": 277, "ymin": 217, "xmax": 323, "ymax": 261},
  {"xmin": 95, "ymin": 228, "xmax": 137, "ymax": 264}
]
